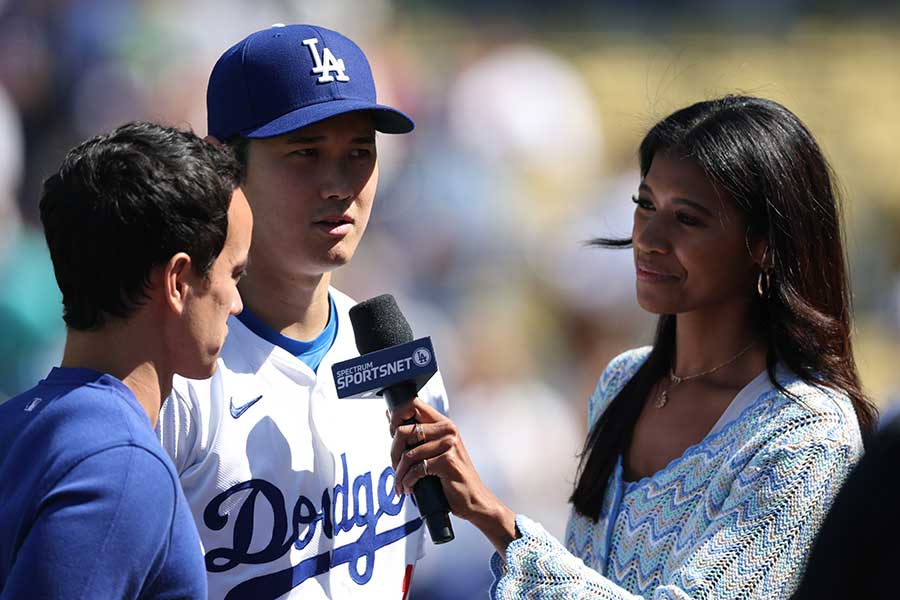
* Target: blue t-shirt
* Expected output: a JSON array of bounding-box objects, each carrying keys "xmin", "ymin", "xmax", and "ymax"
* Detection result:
[
  {"xmin": 0, "ymin": 368, "xmax": 206, "ymax": 599},
  {"xmin": 236, "ymin": 294, "xmax": 338, "ymax": 372}
]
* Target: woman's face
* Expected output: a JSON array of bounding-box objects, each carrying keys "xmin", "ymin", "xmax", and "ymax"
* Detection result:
[{"xmin": 632, "ymin": 150, "xmax": 758, "ymax": 316}]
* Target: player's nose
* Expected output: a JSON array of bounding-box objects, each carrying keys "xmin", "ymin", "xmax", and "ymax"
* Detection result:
[{"xmin": 318, "ymin": 163, "xmax": 355, "ymax": 202}]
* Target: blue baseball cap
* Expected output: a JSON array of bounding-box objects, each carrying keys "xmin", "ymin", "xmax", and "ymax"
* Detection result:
[{"xmin": 207, "ymin": 24, "xmax": 414, "ymax": 140}]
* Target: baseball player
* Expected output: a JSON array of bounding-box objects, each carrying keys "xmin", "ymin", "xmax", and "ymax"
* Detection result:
[
  {"xmin": 156, "ymin": 24, "xmax": 449, "ymax": 599},
  {"xmin": 0, "ymin": 122, "xmax": 251, "ymax": 598}
]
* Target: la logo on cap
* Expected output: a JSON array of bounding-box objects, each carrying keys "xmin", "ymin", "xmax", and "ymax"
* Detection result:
[{"xmin": 302, "ymin": 38, "xmax": 350, "ymax": 83}]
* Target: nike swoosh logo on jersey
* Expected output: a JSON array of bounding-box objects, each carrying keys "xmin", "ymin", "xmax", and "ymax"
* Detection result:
[{"xmin": 229, "ymin": 395, "xmax": 263, "ymax": 419}]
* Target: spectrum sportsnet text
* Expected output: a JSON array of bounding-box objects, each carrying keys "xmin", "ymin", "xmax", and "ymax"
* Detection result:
[
  {"xmin": 334, "ymin": 357, "xmax": 416, "ymax": 391},
  {"xmin": 331, "ymin": 337, "xmax": 437, "ymax": 399}
]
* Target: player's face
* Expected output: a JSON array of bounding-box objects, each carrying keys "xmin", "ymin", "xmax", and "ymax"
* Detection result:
[
  {"xmin": 241, "ymin": 111, "xmax": 378, "ymax": 279},
  {"xmin": 632, "ymin": 151, "xmax": 757, "ymax": 316},
  {"xmin": 179, "ymin": 188, "xmax": 253, "ymax": 378}
]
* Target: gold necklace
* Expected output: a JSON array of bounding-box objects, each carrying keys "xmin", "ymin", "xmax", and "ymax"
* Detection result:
[{"xmin": 654, "ymin": 341, "xmax": 756, "ymax": 409}]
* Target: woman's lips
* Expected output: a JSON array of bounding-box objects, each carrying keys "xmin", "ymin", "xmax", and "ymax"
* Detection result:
[{"xmin": 636, "ymin": 262, "xmax": 680, "ymax": 282}]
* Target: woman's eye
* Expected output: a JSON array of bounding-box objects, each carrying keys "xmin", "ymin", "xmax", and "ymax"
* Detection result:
[
  {"xmin": 631, "ymin": 195, "xmax": 654, "ymax": 210},
  {"xmin": 350, "ymin": 148, "xmax": 372, "ymax": 158},
  {"xmin": 676, "ymin": 213, "xmax": 703, "ymax": 226},
  {"xmin": 291, "ymin": 149, "xmax": 316, "ymax": 157}
]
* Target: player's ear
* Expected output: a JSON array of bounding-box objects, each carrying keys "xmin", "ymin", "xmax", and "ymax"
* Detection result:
[
  {"xmin": 162, "ymin": 252, "xmax": 194, "ymax": 315},
  {"xmin": 205, "ymin": 135, "xmax": 223, "ymax": 147}
]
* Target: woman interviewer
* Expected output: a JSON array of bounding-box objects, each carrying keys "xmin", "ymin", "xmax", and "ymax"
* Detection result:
[{"xmin": 391, "ymin": 96, "xmax": 876, "ymax": 599}]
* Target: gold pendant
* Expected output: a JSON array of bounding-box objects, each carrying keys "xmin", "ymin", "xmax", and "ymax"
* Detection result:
[{"xmin": 655, "ymin": 390, "xmax": 668, "ymax": 409}]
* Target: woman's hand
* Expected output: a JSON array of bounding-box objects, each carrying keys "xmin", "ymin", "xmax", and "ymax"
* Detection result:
[{"xmin": 389, "ymin": 397, "xmax": 518, "ymax": 555}]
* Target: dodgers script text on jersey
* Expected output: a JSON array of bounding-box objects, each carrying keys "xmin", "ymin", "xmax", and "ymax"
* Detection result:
[{"xmin": 158, "ymin": 288, "xmax": 449, "ymax": 599}]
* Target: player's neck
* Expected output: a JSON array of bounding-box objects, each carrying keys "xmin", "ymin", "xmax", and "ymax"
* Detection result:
[
  {"xmin": 238, "ymin": 271, "xmax": 332, "ymax": 342},
  {"xmin": 61, "ymin": 321, "xmax": 169, "ymax": 428}
]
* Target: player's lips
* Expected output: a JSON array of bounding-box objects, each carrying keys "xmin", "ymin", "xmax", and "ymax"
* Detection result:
[
  {"xmin": 313, "ymin": 214, "xmax": 354, "ymax": 236},
  {"xmin": 635, "ymin": 259, "xmax": 680, "ymax": 283}
]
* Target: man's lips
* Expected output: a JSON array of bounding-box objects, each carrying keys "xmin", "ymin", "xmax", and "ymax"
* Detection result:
[{"xmin": 313, "ymin": 215, "xmax": 354, "ymax": 236}]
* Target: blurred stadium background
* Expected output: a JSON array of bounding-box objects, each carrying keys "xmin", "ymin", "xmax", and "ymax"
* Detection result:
[{"xmin": 1, "ymin": 1, "xmax": 899, "ymax": 597}]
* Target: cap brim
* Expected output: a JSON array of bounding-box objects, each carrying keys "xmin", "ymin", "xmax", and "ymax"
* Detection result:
[{"xmin": 242, "ymin": 99, "xmax": 414, "ymax": 138}]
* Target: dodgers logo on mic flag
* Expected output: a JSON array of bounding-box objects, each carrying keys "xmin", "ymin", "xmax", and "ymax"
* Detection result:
[{"xmin": 332, "ymin": 337, "xmax": 438, "ymax": 399}]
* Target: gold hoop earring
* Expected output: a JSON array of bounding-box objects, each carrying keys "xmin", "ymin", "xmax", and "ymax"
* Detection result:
[{"xmin": 757, "ymin": 270, "xmax": 770, "ymax": 298}]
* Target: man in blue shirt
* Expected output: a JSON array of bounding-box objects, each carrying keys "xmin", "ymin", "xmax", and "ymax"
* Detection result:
[{"xmin": 0, "ymin": 122, "xmax": 252, "ymax": 599}]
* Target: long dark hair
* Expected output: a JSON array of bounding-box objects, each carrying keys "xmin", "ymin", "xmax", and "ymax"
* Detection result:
[{"xmin": 570, "ymin": 95, "xmax": 877, "ymax": 521}]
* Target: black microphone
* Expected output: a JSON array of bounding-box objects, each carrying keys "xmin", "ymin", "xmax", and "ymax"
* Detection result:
[{"xmin": 348, "ymin": 294, "xmax": 454, "ymax": 544}]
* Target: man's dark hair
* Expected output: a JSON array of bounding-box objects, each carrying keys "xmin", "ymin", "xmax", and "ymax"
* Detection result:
[{"xmin": 40, "ymin": 121, "xmax": 244, "ymax": 331}]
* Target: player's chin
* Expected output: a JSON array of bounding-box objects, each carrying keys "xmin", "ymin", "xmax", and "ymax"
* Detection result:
[{"xmin": 322, "ymin": 245, "xmax": 358, "ymax": 268}]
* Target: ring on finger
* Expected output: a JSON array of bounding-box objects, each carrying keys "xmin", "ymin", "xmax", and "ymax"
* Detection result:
[
  {"xmin": 421, "ymin": 458, "xmax": 429, "ymax": 477},
  {"xmin": 415, "ymin": 423, "xmax": 426, "ymax": 444}
]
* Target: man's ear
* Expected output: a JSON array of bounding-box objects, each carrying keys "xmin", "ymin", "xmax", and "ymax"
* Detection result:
[
  {"xmin": 163, "ymin": 252, "xmax": 194, "ymax": 315},
  {"xmin": 205, "ymin": 135, "xmax": 223, "ymax": 147}
]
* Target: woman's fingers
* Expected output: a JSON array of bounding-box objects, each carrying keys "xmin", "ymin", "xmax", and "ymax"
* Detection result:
[
  {"xmin": 390, "ymin": 420, "xmax": 457, "ymax": 469},
  {"xmin": 398, "ymin": 457, "xmax": 432, "ymax": 495},
  {"xmin": 388, "ymin": 396, "xmax": 447, "ymax": 436},
  {"xmin": 397, "ymin": 448, "xmax": 458, "ymax": 495},
  {"xmin": 393, "ymin": 437, "xmax": 456, "ymax": 491},
  {"xmin": 384, "ymin": 398, "xmax": 484, "ymax": 507},
  {"xmin": 411, "ymin": 396, "xmax": 445, "ymax": 421}
]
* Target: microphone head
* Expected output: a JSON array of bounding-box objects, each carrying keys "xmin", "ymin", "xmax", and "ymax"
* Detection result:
[{"xmin": 349, "ymin": 294, "xmax": 414, "ymax": 354}]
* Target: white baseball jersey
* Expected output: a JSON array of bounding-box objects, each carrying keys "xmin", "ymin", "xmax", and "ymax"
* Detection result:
[{"xmin": 157, "ymin": 288, "xmax": 449, "ymax": 600}]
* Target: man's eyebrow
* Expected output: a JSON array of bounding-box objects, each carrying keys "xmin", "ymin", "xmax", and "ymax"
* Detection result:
[{"xmin": 283, "ymin": 135, "xmax": 325, "ymax": 144}]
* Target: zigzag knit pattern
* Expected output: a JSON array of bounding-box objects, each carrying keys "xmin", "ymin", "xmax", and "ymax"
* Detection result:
[{"xmin": 490, "ymin": 347, "xmax": 863, "ymax": 599}]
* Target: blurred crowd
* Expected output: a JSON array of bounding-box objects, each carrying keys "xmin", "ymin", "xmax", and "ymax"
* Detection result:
[{"xmin": 2, "ymin": 1, "xmax": 899, "ymax": 597}]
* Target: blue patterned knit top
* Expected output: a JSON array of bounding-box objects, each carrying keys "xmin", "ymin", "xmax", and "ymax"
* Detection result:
[{"xmin": 490, "ymin": 347, "xmax": 863, "ymax": 599}]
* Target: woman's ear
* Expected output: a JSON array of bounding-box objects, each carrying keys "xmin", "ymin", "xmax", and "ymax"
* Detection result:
[
  {"xmin": 205, "ymin": 135, "xmax": 223, "ymax": 147},
  {"xmin": 746, "ymin": 228, "xmax": 771, "ymax": 270},
  {"xmin": 162, "ymin": 252, "xmax": 194, "ymax": 315}
]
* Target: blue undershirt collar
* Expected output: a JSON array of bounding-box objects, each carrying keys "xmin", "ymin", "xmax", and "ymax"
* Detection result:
[{"xmin": 236, "ymin": 294, "xmax": 338, "ymax": 373}]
